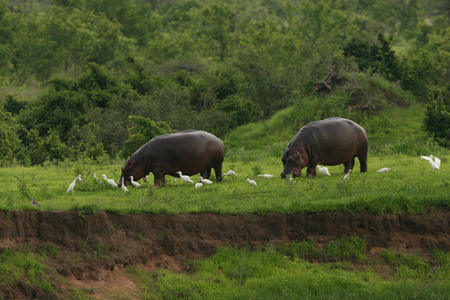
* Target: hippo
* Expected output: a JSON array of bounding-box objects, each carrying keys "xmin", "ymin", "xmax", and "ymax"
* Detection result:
[
  {"xmin": 281, "ymin": 117, "xmax": 368, "ymax": 178},
  {"xmin": 120, "ymin": 130, "xmax": 225, "ymax": 188}
]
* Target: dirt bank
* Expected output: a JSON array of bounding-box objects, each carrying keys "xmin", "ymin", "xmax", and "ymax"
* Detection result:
[{"xmin": 0, "ymin": 208, "xmax": 449, "ymax": 298}]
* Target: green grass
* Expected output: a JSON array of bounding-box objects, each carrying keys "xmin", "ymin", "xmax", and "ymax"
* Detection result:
[
  {"xmin": 127, "ymin": 243, "xmax": 450, "ymax": 299},
  {"xmin": 0, "ymin": 245, "xmax": 58, "ymax": 294},
  {"xmin": 0, "ymin": 152, "xmax": 448, "ymax": 214}
]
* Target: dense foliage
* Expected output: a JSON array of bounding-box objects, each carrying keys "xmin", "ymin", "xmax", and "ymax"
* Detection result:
[{"xmin": 0, "ymin": 0, "xmax": 448, "ymax": 165}]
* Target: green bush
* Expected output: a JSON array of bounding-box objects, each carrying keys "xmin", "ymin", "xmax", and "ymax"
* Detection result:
[{"xmin": 424, "ymin": 88, "xmax": 450, "ymax": 148}]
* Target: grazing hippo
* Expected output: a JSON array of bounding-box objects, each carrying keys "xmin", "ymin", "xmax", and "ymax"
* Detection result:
[
  {"xmin": 120, "ymin": 130, "xmax": 225, "ymax": 188},
  {"xmin": 281, "ymin": 117, "xmax": 368, "ymax": 178}
]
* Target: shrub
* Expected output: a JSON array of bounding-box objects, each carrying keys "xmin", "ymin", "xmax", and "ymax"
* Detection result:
[{"xmin": 424, "ymin": 87, "xmax": 450, "ymax": 148}]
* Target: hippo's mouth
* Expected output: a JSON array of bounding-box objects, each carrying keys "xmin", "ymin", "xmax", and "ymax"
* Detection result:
[{"xmin": 291, "ymin": 168, "xmax": 301, "ymax": 177}]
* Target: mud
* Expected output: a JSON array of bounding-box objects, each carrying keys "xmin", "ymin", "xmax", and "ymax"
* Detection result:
[{"xmin": 0, "ymin": 208, "xmax": 449, "ymax": 298}]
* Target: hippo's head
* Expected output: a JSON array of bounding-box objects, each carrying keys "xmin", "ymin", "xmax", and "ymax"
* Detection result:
[
  {"xmin": 281, "ymin": 147, "xmax": 305, "ymax": 179},
  {"xmin": 119, "ymin": 159, "xmax": 145, "ymax": 187}
]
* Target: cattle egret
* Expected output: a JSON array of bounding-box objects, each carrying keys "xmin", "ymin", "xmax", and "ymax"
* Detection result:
[
  {"xmin": 289, "ymin": 176, "xmax": 296, "ymax": 185},
  {"xmin": 143, "ymin": 175, "xmax": 149, "ymax": 183},
  {"xmin": 121, "ymin": 177, "xmax": 129, "ymax": 193},
  {"xmin": 102, "ymin": 174, "xmax": 118, "ymax": 187},
  {"xmin": 246, "ymin": 178, "xmax": 257, "ymax": 186},
  {"xmin": 77, "ymin": 174, "xmax": 83, "ymax": 181},
  {"xmin": 317, "ymin": 166, "xmax": 331, "ymax": 176},
  {"xmin": 200, "ymin": 176, "xmax": 213, "ymax": 185},
  {"xmin": 195, "ymin": 182, "xmax": 203, "ymax": 189},
  {"xmin": 344, "ymin": 169, "xmax": 352, "ymax": 180},
  {"xmin": 420, "ymin": 155, "xmax": 441, "ymax": 170},
  {"xmin": 257, "ymin": 174, "xmax": 274, "ymax": 178},
  {"xmin": 130, "ymin": 176, "xmax": 141, "ymax": 188},
  {"xmin": 31, "ymin": 197, "xmax": 40, "ymax": 207},
  {"xmin": 176, "ymin": 171, "xmax": 194, "ymax": 183},
  {"xmin": 92, "ymin": 172, "xmax": 101, "ymax": 182},
  {"xmin": 377, "ymin": 168, "xmax": 391, "ymax": 173},
  {"xmin": 66, "ymin": 175, "xmax": 81, "ymax": 193},
  {"xmin": 223, "ymin": 170, "xmax": 237, "ymax": 177}
]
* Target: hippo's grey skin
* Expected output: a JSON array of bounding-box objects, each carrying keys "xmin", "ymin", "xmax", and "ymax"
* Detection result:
[
  {"xmin": 120, "ymin": 130, "xmax": 225, "ymax": 188},
  {"xmin": 281, "ymin": 117, "xmax": 368, "ymax": 178}
]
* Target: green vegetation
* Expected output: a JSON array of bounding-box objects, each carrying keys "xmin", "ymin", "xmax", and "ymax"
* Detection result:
[
  {"xmin": 0, "ymin": 0, "xmax": 448, "ymax": 165},
  {"xmin": 0, "ymin": 245, "xmax": 58, "ymax": 295},
  {"xmin": 0, "ymin": 104, "xmax": 448, "ymax": 214},
  {"xmin": 0, "ymin": 1, "xmax": 448, "ymax": 297},
  {"xmin": 126, "ymin": 243, "xmax": 450, "ymax": 299}
]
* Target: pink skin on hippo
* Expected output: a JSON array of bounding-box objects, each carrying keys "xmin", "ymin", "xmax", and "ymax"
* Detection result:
[
  {"xmin": 119, "ymin": 130, "xmax": 225, "ymax": 188},
  {"xmin": 281, "ymin": 117, "xmax": 368, "ymax": 178}
]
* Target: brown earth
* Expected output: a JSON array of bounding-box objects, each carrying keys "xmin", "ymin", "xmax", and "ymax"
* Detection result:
[{"xmin": 0, "ymin": 208, "xmax": 449, "ymax": 299}]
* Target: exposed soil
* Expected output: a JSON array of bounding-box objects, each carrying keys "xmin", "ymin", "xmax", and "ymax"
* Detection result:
[{"xmin": 0, "ymin": 208, "xmax": 449, "ymax": 299}]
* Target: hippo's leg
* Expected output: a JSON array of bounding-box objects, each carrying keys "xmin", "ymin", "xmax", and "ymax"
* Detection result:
[
  {"xmin": 152, "ymin": 171, "xmax": 163, "ymax": 188},
  {"xmin": 306, "ymin": 158, "xmax": 318, "ymax": 177},
  {"xmin": 201, "ymin": 168, "xmax": 212, "ymax": 179},
  {"xmin": 343, "ymin": 158, "xmax": 355, "ymax": 173},
  {"xmin": 358, "ymin": 152, "xmax": 368, "ymax": 173},
  {"xmin": 213, "ymin": 163, "xmax": 223, "ymax": 182}
]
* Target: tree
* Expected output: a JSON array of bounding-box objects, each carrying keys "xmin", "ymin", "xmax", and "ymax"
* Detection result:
[{"xmin": 119, "ymin": 116, "xmax": 171, "ymax": 159}]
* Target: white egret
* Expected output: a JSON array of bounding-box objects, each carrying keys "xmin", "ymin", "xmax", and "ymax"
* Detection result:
[
  {"xmin": 143, "ymin": 175, "xmax": 149, "ymax": 183},
  {"xmin": 223, "ymin": 170, "xmax": 238, "ymax": 177},
  {"xmin": 121, "ymin": 177, "xmax": 129, "ymax": 193},
  {"xmin": 176, "ymin": 171, "xmax": 194, "ymax": 183},
  {"xmin": 377, "ymin": 168, "xmax": 391, "ymax": 173},
  {"xmin": 200, "ymin": 176, "xmax": 213, "ymax": 185},
  {"xmin": 195, "ymin": 182, "xmax": 203, "ymax": 189},
  {"xmin": 317, "ymin": 166, "xmax": 331, "ymax": 176},
  {"xmin": 246, "ymin": 178, "xmax": 257, "ymax": 186},
  {"xmin": 77, "ymin": 174, "xmax": 83, "ymax": 181},
  {"xmin": 257, "ymin": 174, "xmax": 274, "ymax": 178},
  {"xmin": 102, "ymin": 174, "xmax": 118, "ymax": 187},
  {"xmin": 420, "ymin": 155, "xmax": 441, "ymax": 170},
  {"xmin": 289, "ymin": 176, "xmax": 296, "ymax": 185},
  {"xmin": 92, "ymin": 172, "xmax": 101, "ymax": 182},
  {"xmin": 344, "ymin": 169, "xmax": 352, "ymax": 180},
  {"xmin": 66, "ymin": 175, "xmax": 81, "ymax": 193},
  {"xmin": 31, "ymin": 197, "xmax": 40, "ymax": 207},
  {"xmin": 130, "ymin": 176, "xmax": 141, "ymax": 188}
]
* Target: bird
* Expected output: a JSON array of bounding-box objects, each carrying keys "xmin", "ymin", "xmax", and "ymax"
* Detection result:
[
  {"xmin": 246, "ymin": 178, "xmax": 257, "ymax": 186},
  {"xmin": 420, "ymin": 155, "xmax": 441, "ymax": 170},
  {"xmin": 195, "ymin": 182, "xmax": 203, "ymax": 189},
  {"xmin": 223, "ymin": 170, "xmax": 238, "ymax": 177},
  {"xmin": 77, "ymin": 174, "xmax": 83, "ymax": 181},
  {"xmin": 130, "ymin": 176, "xmax": 141, "ymax": 188},
  {"xmin": 344, "ymin": 169, "xmax": 352, "ymax": 180},
  {"xmin": 66, "ymin": 175, "xmax": 81, "ymax": 193},
  {"xmin": 176, "ymin": 171, "xmax": 193, "ymax": 184},
  {"xmin": 257, "ymin": 174, "xmax": 274, "ymax": 178},
  {"xmin": 121, "ymin": 177, "xmax": 129, "ymax": 193},
  {"xmin": 143, "ymin": 175, "xmax": 149, "ymax": 183},
  {"xmin": 102, "ymin": 174, "xmax": 118, "ymax": 187},
  {"xmin": 200, "ymin": 176, "xmax": 213, "ymax": 185},
  {"xmin": 31, "ymin": 197, "xmax": 40, "ymax": 207},
  {"xmin": 377, "ymin": 168, "xmax": 391, "ymax": 173},
  {"xmin": 317, "ymin": 166, "xmax": 331, "ymax": 176},
  {"xmin": 289, "ymin": 176, "xmax": 296, "ymax": 185},
  {"xmin": 92, "ymin": 172, "xmax": 100, "ymax": 181}
]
